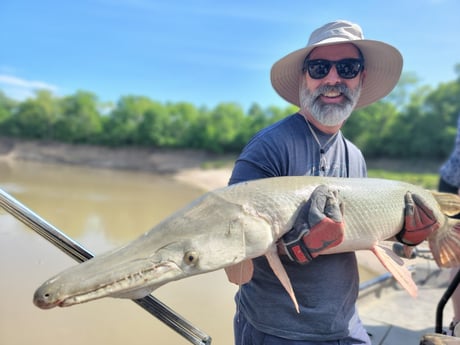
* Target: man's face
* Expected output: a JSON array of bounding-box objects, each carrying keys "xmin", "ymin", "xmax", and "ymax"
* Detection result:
[{"xmin": 300, "ymin": 43, "xmax": 365, "ymax": 127}]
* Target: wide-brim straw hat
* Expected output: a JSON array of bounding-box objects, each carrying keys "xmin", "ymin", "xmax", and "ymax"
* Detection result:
[{"xmin": 270, "ymin": 20, "xmax": 403, "ymax": 109}]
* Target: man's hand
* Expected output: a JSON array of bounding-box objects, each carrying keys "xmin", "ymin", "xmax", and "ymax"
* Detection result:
[
  {"xmin": 395, "ymin": 192, "xmax": 440, "ymax": 246},
  {"xmin": 278, "ymin": 185, "xmax": 345, "ymax": 264}
]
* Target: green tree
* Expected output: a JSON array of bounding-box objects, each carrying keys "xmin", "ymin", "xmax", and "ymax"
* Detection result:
[
  {"xmin": 54, "ymin": 91, "xmax": 102, "ymax": 143},
  {"xmin": 342, "ymin": 101, "xmax": 399, "ymax": 157},
  {"xmin": 414, "ymin": 79, "xmax": 460, "ymax": 158},
  {"xmin": 136, "ymin": 102, "xmax": 169, "ymax": 146},
  {"xmin": 236, "ymin": 103, "xmax": 264, "ymax": 145},
  {"xmin": 105, "ymin": 96, "xmax": 159, "ymax": 145},
  {"xmin": 1, "ymin": 90, "xmax": 58, "ymax": 139},
  {"xmin": 163, "ymin": 102, "xmax": 201, "ymax": 147},
  {"xmin": 202, "ymin": 103, "xmax": 246, "ymax": 153},
  {"xmin": 0, "ymin": 91, "xmax": 17, "ymax": 128}
]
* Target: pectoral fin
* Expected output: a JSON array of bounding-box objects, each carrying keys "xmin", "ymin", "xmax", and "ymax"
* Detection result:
[
  {"xmin": 265, "ymin": 250, "xmax": 300, "ymax": 313},
  {"xmin": 225, "ymin": 260, "xmax": 254, "ymax": 285},
  {"xmin": 371, "ymin": 244, "xmax": 417, "ymax": 298}
]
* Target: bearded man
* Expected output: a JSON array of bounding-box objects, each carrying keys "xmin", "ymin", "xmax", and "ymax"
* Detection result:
[{"xmin": 225, "ymin": 20, "xmax": 439, "ymax": 345}]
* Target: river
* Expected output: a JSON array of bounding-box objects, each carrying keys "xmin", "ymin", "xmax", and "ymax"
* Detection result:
[{"xmin": 0, "ymin": 160, "xmax": 238, "ymax": 345}]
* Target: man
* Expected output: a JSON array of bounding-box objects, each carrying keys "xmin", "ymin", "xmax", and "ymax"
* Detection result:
[{"xmin": 226, "ymin": 20, "xmax": 439, "ymax": 344}]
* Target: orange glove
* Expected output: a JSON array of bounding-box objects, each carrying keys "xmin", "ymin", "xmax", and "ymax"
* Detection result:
[
  {"xmin": 396, "ymin": 192, "xmax": 440, "ymax": 246},
  {"xmin": 278, "ymin": 185, "xmax": 345, "ymax": 264}
]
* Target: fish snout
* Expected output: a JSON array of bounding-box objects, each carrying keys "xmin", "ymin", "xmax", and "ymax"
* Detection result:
[{"xmin": 33, "ymin": 284, "xmax": 61, "ymax": 309}]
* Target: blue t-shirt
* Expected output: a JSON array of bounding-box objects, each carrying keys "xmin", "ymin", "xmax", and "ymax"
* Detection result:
[{"xmin": 229, "ymin": 113, "xmax": 368, "ymax": 341}]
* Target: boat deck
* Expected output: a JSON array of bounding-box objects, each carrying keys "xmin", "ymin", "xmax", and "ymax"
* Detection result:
[{"xmin": 357, "ymin": 255, "xmax": 457, "ymax": 345}]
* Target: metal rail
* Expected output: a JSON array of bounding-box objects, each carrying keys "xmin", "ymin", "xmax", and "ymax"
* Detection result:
[
  {"xmin": 435, "ymin": 268, "xmax": 460, "ymax": 334},
  {"xmin": 0, "ymin": 188, "xmax": 212, "ymax": 345},
  {"xmin": 358, "ymin": 272, "xmax": 393, "ymax": 292}
]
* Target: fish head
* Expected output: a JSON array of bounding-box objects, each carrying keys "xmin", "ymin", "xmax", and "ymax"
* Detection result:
[{"xmin": 34, "ymin": 188, "xmax": 273, "ymax": 309}]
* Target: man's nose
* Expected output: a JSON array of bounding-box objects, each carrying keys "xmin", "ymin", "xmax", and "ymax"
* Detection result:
[{"xmin": 323, "ymin": 65, "xmax": 342, "ymax": 84}]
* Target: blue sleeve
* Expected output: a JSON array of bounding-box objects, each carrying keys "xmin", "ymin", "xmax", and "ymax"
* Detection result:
[{"xmin": 229, "ymin": 137, "xmax": 284, "ymax": 185}]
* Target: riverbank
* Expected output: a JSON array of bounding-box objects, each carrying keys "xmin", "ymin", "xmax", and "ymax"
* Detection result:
[
  {"xmin": 0, "ymin": 137, "xmax": 443, "ymax": 192},
  {"xmin": 0, "ymin": 137, "xmax": 234, "ymax": 191}
]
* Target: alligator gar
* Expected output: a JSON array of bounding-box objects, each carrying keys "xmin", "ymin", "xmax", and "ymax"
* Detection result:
[{"xmin": 33, "ymin": 176, "xmax": 460, "ymax": 312}]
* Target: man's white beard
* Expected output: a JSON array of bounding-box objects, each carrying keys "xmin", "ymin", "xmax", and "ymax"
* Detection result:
[{"xmin": 300, "ymin": 81, "xmax": 362, "ymax": 127}]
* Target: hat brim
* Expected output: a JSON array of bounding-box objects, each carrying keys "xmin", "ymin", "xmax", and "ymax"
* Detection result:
[{"xmin": 270, "ymin": 39, "xmax": 403, "ymax": 109}]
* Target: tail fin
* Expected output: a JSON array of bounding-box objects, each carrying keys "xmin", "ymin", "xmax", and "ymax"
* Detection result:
[
  {"xmin": 431, "ymin": 191, "xmax": 460, "ymax": 217},
  {"xmin": 429, "ymin": 219, "xmax": 460, "ymax": 267}
]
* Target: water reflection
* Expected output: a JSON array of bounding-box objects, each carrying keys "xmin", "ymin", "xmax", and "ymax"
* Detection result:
[
  {"xmin": 0, "ymin": 160, "xmax": 238, "ymax": 345},
  {"xmin": 0, "ymin": 160, "xmax": 209, "ymax": 244}
]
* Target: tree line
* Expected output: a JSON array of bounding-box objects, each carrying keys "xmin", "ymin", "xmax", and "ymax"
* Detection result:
[{"xmin": 0, "ymin": 67, "xmax": 459, "ymax": 159}]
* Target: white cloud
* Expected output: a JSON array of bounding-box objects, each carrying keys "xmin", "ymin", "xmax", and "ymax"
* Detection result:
[
  {"xmin": 0, "ymin": 74, "xmax": 59, "ymax": 100},
  {"xmin": 0, "ymin": 75, "xmax": 58, "ymax": 92}
]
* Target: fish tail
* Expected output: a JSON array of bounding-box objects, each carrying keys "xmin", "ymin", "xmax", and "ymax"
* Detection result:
[{"xmin": 429, "ymin": 218, "xmax": 460, "ymax": 267}]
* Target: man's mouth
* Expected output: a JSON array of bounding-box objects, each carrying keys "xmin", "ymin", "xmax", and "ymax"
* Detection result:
[{"xmin": 322, "ymin": 90, "xmax": 342, "ymax": 98}]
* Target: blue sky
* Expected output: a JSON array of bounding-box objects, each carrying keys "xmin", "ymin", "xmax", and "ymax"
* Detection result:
[{"xmin": 1, "ymin": 0, "xmax": 459, "ymax": 110}]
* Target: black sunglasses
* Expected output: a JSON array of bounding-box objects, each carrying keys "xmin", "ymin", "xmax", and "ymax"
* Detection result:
[{"xmin": 303, "ymin": 58, "xmax": 364, "ymax": 79}]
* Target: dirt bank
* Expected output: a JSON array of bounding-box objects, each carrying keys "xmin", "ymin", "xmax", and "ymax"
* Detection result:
[
  {"xmin": 0, "ymin": 137, "xmax": 234, "ymax": 191},
  {"xmin": 0, "ymin": 137, "xmax": 441, "ymax": 191}
]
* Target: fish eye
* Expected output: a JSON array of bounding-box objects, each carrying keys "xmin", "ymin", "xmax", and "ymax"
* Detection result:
[{"xmin": 184, "ymin": 251, "xmax": 199, "ymax": 266}]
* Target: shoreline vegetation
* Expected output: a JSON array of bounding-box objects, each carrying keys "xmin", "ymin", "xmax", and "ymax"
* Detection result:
[{"xmin": 0, "ymin": 136, "xmax": 442, "ymax": 191}]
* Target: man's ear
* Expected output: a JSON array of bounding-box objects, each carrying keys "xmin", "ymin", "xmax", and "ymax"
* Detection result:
[{"xmin": 360, "ymin": 69, "xmax": 367, "ymax": 84}]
